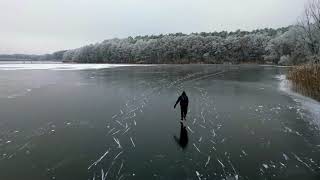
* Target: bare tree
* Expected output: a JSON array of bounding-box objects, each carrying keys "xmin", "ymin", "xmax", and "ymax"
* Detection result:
[
  {"xmin": 309, "ymin": 0, "xmax": 320, "ymax": 31},
  {"xmin": 298, "ymin": 0, "xmax": 320, "ymax": 55}
]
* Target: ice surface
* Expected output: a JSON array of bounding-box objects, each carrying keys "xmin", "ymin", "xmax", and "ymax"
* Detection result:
[
  {"xmin": 0, "ymin": 63, "xmax": 149, "ymax": 71},
  {"xmin": 88, "ymin": 149, "xmax": 110, "ymax": 170},
  {"xmin": 1, "ymin": 65, "xmax": 319, "ymax": 180},
  {"xmin": 130, "ymin": 137, "xmax": 135, "ymax": 148},
  {"xmin": 193, "ymin": 143, "xmax": 201, "ymax": 153},
  {"xmin": 205, "ymin": 156, "xmax": 211, "ymax": 167},
  {"xmin": 262, "ymin": 164, "xmax": 269, "ymax": 169},
  {"xmin": 217, "ymin": 159, "xmax": 225, "ymax": 168},
  {"xmin": 282, "ymin": 153, "xmax": 289, "ymax": 161}
]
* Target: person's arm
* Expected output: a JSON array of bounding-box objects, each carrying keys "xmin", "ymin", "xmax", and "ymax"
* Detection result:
[{"xmin": 174, "ymin": 96, "xmax": 181, "ymax": 109}]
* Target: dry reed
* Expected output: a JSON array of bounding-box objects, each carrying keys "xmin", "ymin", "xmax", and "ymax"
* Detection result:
[{"xmin": 287, "ymin": 64, "xmax": 320, "ymax": 101}]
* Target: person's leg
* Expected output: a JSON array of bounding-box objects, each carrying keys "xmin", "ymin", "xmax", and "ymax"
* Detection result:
[
  {"xmin": 184, "ymin": 108, "xmax": 188, "ymax": 120},
  {"xmin": 182, "ymin": 107, "xmax": 187, "ymax": 120}
]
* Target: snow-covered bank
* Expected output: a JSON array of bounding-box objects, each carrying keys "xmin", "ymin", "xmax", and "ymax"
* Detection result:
[
  {"xmin": 0, "ymin": 63, "xmax": 150, "ymax": 71},
  {"xmin": 277, "ymin": 74, "xmax": 320, "ymax": 128}
]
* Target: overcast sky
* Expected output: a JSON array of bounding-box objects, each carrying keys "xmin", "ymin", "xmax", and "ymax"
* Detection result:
[{"xmin": 0, "ymin": 0, "xmax": 308, "ymax": 54}]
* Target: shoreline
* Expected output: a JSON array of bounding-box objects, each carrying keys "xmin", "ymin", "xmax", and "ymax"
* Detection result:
[
  {"xmin": 0, "ymin": 60, "xmax": 294, "ymax": 68},
  {"xmin": 0, "ymin": 61, "xmax": 294, "ymax": 70},
  {"xmin": 0, "ymin": 61, "xmax": 293, "ymax": 71},
  {"xmin": 278, "ymin": 74, "xmax": 320, "ymax": 128}
]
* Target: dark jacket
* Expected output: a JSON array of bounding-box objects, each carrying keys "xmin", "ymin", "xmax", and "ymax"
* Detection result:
[{"xmin": 175, "ymin": 94, "xmax": 189, "ymax": 108}]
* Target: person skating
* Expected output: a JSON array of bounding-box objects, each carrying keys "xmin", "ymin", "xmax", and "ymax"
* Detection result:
[{"xmin": 174, "ymin": 91, "xmax": 189, "ymax": 121}]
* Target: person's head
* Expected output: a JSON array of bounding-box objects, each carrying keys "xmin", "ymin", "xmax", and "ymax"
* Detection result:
[{"xmin": 182, "ymin": 91, "xmax": 186, "ymax": 96}]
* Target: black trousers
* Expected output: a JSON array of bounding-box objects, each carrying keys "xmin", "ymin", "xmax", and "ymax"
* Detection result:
[{"xmin": 180, "ymin": 106, "xmax": 188, "ymax": 120}]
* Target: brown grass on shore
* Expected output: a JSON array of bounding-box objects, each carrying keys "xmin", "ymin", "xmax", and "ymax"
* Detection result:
[{"xmin": 287, "ymin": 64, "xmax": 320, "ymax": 101}]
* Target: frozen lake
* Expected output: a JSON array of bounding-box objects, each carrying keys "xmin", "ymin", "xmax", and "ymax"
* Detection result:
[{"xmin": 0, "ymin": 64, "xmax": 319, "ymax": 180}]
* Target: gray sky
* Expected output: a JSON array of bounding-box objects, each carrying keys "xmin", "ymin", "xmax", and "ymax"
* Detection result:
[{"xmin": 0, "ymin": 0, "xmax": 308, "ymax": 54}]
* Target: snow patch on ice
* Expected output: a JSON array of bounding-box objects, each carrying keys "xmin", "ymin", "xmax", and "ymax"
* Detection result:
[{"xmin": 0, "ymin": 63, "xmax": 150, "ymax": 71}]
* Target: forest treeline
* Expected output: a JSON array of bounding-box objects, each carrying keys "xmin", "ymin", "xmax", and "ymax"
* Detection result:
[
  {"xmin": 1, "ymin": 25, "xmax": 319, "ymax": 65},
  {"xmin": 61, "ymin": 24, "xmax": 319, "ymax": 65},
  {"xmin": 63, "ymin": 27, "xmax": 288, "ymax": 64}
]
